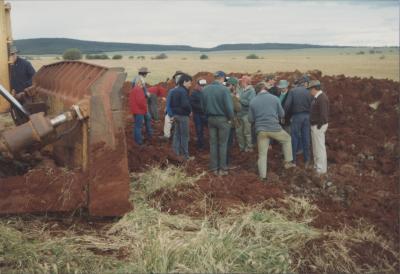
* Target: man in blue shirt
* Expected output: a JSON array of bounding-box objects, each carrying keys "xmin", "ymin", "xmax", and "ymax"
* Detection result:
[
  {"xmin": 283, "ymin": 75, "xmax": 312, "ymax": 166},
  {"xmin": 9, "ymin": 46, "xmax": 35, "ymax": 125}
]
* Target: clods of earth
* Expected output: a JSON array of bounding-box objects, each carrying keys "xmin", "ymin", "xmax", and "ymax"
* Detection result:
[{"xmin": 1, "ymin": 70, "xmax": 399, "ymax": 266}]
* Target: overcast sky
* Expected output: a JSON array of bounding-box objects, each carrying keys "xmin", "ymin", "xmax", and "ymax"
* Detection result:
[{"xmin": 8, "ymin": 0, "xmax": 400, "ymax": 47}]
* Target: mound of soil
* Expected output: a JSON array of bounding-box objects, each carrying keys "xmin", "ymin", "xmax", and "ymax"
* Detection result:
[{"xmin": 124, "ymin": 71, "xmax": 399, "ymax": 247}]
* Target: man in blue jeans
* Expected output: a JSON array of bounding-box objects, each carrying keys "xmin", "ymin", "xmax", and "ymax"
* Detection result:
[
  {"xmin": 190, "ymin": 79, "xmax": 208, "ymax": 150},
  {"xmin": 201, "ymin": 71, "xmax": 234, "ymax": 176},
  {"xmin": 283, "ymin": 75, "xmax": 312, "ymax": 166}
]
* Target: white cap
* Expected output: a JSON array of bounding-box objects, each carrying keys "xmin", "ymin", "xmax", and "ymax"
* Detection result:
[{"xmin": 198, "ymin": 79, "xmax": 207, "ymax": 86}]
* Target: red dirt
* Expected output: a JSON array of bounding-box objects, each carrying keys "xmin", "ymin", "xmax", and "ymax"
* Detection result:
[
  {"xmin": 0, "ymin": 159, "xmax": 86, "ymax": 214},
  {"xmin": 123, "ymin": 71, "xmax": 399, "ymax": 249}
]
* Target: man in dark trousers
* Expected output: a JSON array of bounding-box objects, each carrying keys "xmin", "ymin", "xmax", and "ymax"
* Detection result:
[
  {"xmin": 190, "ymin": 78, "xmax": 208, "ymax": 150},
  {"xmin": 169, "ymin": 74, "xmax": 193, "ymax": 160},
  {"xmin": 283, "ymin": 75, "xmax": 312, "ymax": 166},
  {"xmin": 9, "ymin": 45, "xmax": 36, "ymax": 124},
  {"xmin": 201, "ymin": 71, "xmax": 234, "ymax": 176},
  {"xmin": 308, "ymin": 80, "xmax": 329, "ymax": 174}
]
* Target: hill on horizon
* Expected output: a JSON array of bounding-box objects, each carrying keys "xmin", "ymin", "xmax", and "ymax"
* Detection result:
[{"xmin": 14, "ymin": 38, "xmax": 352, "ymax": 55}]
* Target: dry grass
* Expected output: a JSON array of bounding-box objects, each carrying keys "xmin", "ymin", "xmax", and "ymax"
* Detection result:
[
  {"xmin": 0, "ymin": 166, "xmax": 398, "ymax": 273},
  {"xmin": 29, "ymin": 48, "xmax": 399, "ymax": 84}
]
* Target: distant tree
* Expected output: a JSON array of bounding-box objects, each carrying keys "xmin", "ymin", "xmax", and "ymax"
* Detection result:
[
  {"xmin": 200, "ymin": 54, "xmax": 209, "ymax": 60},
  {"xmin": 379, "ymin": 55, "xmax": 385, "ymax": 60},
  {"xmin": 137, "ymin": 56, "xmax": 145, "ymax": 60},
  {"xmin": 86, "ymin": 54, "xmax": 109, "ymax": 60},
  {"xmin": 356, "ymin": 51, "xmax": 365, "ymax": 55},
  {"xmin": 129, "ymin": 56, "xmax": 134, "ymax": 59},
  {"xmin": 153, "ymin": 53, "xmax": 168, "ymax": 60},
  {"xmin": 112, "ymin": 54, "xmax": 123, "ymax": 60},
  {"xmin": 62, "ymin": 48, "xmax": 82, "ymax": 60},
  {"xmin": 246, "ymin": 53, "xmax": 260, "ymax": 59}
]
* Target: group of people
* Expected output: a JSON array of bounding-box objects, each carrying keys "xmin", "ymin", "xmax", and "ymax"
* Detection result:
[{"xmin": 129, "ymin": 68, "xmax": 330, "ymax": 180}]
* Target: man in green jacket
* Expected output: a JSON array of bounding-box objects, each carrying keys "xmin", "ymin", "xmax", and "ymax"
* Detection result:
[
  {"xmin": 202, "ymin": 71, "xmax": 234, "ymax": 176},
  {"xmin": 236, "ymin": 75, "xmax": 256, "ymax": 152}
]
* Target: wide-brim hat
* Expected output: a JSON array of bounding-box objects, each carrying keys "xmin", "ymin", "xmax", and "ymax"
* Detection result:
[
  {"xmin": 10, "ymin": 45, "xmax": 18, "ymax": 54},
  {"xmin": 172, "ymin": 70, "xmax": 184, "ymax": 79},
  {"xmin": 138, "ymin": 67, "xmax": 150, "ymax": 74},
  {"xmin": 307, "ymin": 80, "xmax": 321, "ymax": 89}
]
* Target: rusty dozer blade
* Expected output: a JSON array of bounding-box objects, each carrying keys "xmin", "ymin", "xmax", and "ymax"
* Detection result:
[{"xmin": 0, "ymin": 61, "xmax": 132, "ymax": 217}]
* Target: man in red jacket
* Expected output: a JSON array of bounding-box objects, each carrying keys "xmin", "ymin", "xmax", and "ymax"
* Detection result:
[{"xmin": 129, "ymin": 77, "xmax": 153, "ymax": 145}]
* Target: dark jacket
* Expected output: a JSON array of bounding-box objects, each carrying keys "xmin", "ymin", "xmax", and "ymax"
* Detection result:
[
  {"xmin": 10, "ymin": 57, "xmax": 36, "ymax": 93},
  {"xmin": 283, "ymin": 86, "xmax": 313, "ymax": 115},
  {"xmin": 190, "ymin": 89, "xmax": 204, "ymax": 114},
  {"xmin": 268, "ymin": 86, "xmax": 280, "ymax": 97},
  {"xmin": 310, "ymin": 91, "xmax": 329, "ymax": 127},
  {"xmin": 201, "ymin": 81, "xmax": 234, "ymax": 119},
  {"xmin": 170, "ymin": 86, "xmax": 192, "ymax": 116}
]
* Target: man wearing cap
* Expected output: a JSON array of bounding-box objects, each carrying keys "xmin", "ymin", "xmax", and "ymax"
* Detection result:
[
  {"xmin": 201, "ymin": 71, "xmax": 234, "ymax": 176},
  {"xmin": 277, "ymin": 79, "xmax": 291, "ymax": 133},
  {"xmin": 190, "ymin": 79, "xmax": 208, "ymax": 150},
  {"xmin": 283, "ymin": 75, "xmax": 312, "ymax": 166},
  {"xmin": 236, "ymin": 75, "xmax": 256, "ymax": 152},
  {"xmin": 249, "ymin": 82, "xmax": 295, "ymax": 181},
  {"xmin": 308, "ymin": 80, "xmax": 329, "ymax": 174},
  {"xmin": 9, "ymin": 45, "xmax": 36, "ymax": 124},
  {"xmin": 226, "ymin": 76, "xmax": 242, "ymax": 166}
]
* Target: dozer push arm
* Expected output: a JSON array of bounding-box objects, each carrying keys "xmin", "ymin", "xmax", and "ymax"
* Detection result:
[{"xmin": 0, "ymin": 101, "xmax": 89, "ymax": 156}]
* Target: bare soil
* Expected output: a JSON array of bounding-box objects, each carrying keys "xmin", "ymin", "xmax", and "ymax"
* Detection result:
[{"xmin": 0, "ymin": 71, "xmax": 398, "ymax": 269}]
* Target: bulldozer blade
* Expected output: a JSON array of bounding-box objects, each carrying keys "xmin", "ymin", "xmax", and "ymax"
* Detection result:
[{"xmin": 0, "ymin": 61, "xmax": 132, "ymax": 216}]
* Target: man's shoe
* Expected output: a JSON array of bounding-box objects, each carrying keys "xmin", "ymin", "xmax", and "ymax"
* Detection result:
[
  {"xmin": 185, "ymin": 156, "xmax": 195, "ymax": 161},
  {"xmin": 158, "ymin": 135, "xmax": 170, "ymax": 141},
  {"xmin": 218, "ymin": 170, "xmax": 229, "ymax": 176},
  {"xmin": 284, "ymin": 162, "xmax": 296, "ymax": 169}
]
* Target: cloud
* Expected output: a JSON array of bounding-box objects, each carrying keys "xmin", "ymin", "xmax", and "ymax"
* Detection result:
[{"xmin": 8, "ymin": 0, "xmax": 399, "ymax": 47}]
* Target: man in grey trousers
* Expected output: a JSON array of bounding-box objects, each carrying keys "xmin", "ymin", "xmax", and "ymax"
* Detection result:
[{"xmin": 201, "ymin": 71, "xmax": 234, "ymax": 176}]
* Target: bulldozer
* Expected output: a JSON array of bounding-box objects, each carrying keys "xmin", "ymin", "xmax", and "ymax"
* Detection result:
[{"xmin": 0, "ymin": 1, "xmax": 132, "ymax": 217}]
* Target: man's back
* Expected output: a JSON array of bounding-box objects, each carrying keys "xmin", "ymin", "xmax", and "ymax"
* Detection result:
[
  {"xmin": 249, "ymin": 92, "xmax": 284, "ymax": 132},
  {"xmin": 202, "ymin": 81, "xmax": 234, "ymax": 119},
  {"xmin": 284, "ymin": 86, "xmax": 312, "ymax": 114}
]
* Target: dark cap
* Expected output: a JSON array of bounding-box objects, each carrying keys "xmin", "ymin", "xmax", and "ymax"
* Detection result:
[
  {"xmin": 214, "ymin": 71, "xmax": 226, "ymax": 78},
  {"xmin": 265, "ymin": 74, "xmax": 276, "ymax": 81}
]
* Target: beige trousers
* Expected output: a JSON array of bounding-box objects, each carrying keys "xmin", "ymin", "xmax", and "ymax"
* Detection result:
[
  {"xmin": 257, "ymin": 130, "xmax": 293, "ymax": 179},
  {"xmin": 311, "ymin": 124, "xmax": 328, "ymax": 174}
]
